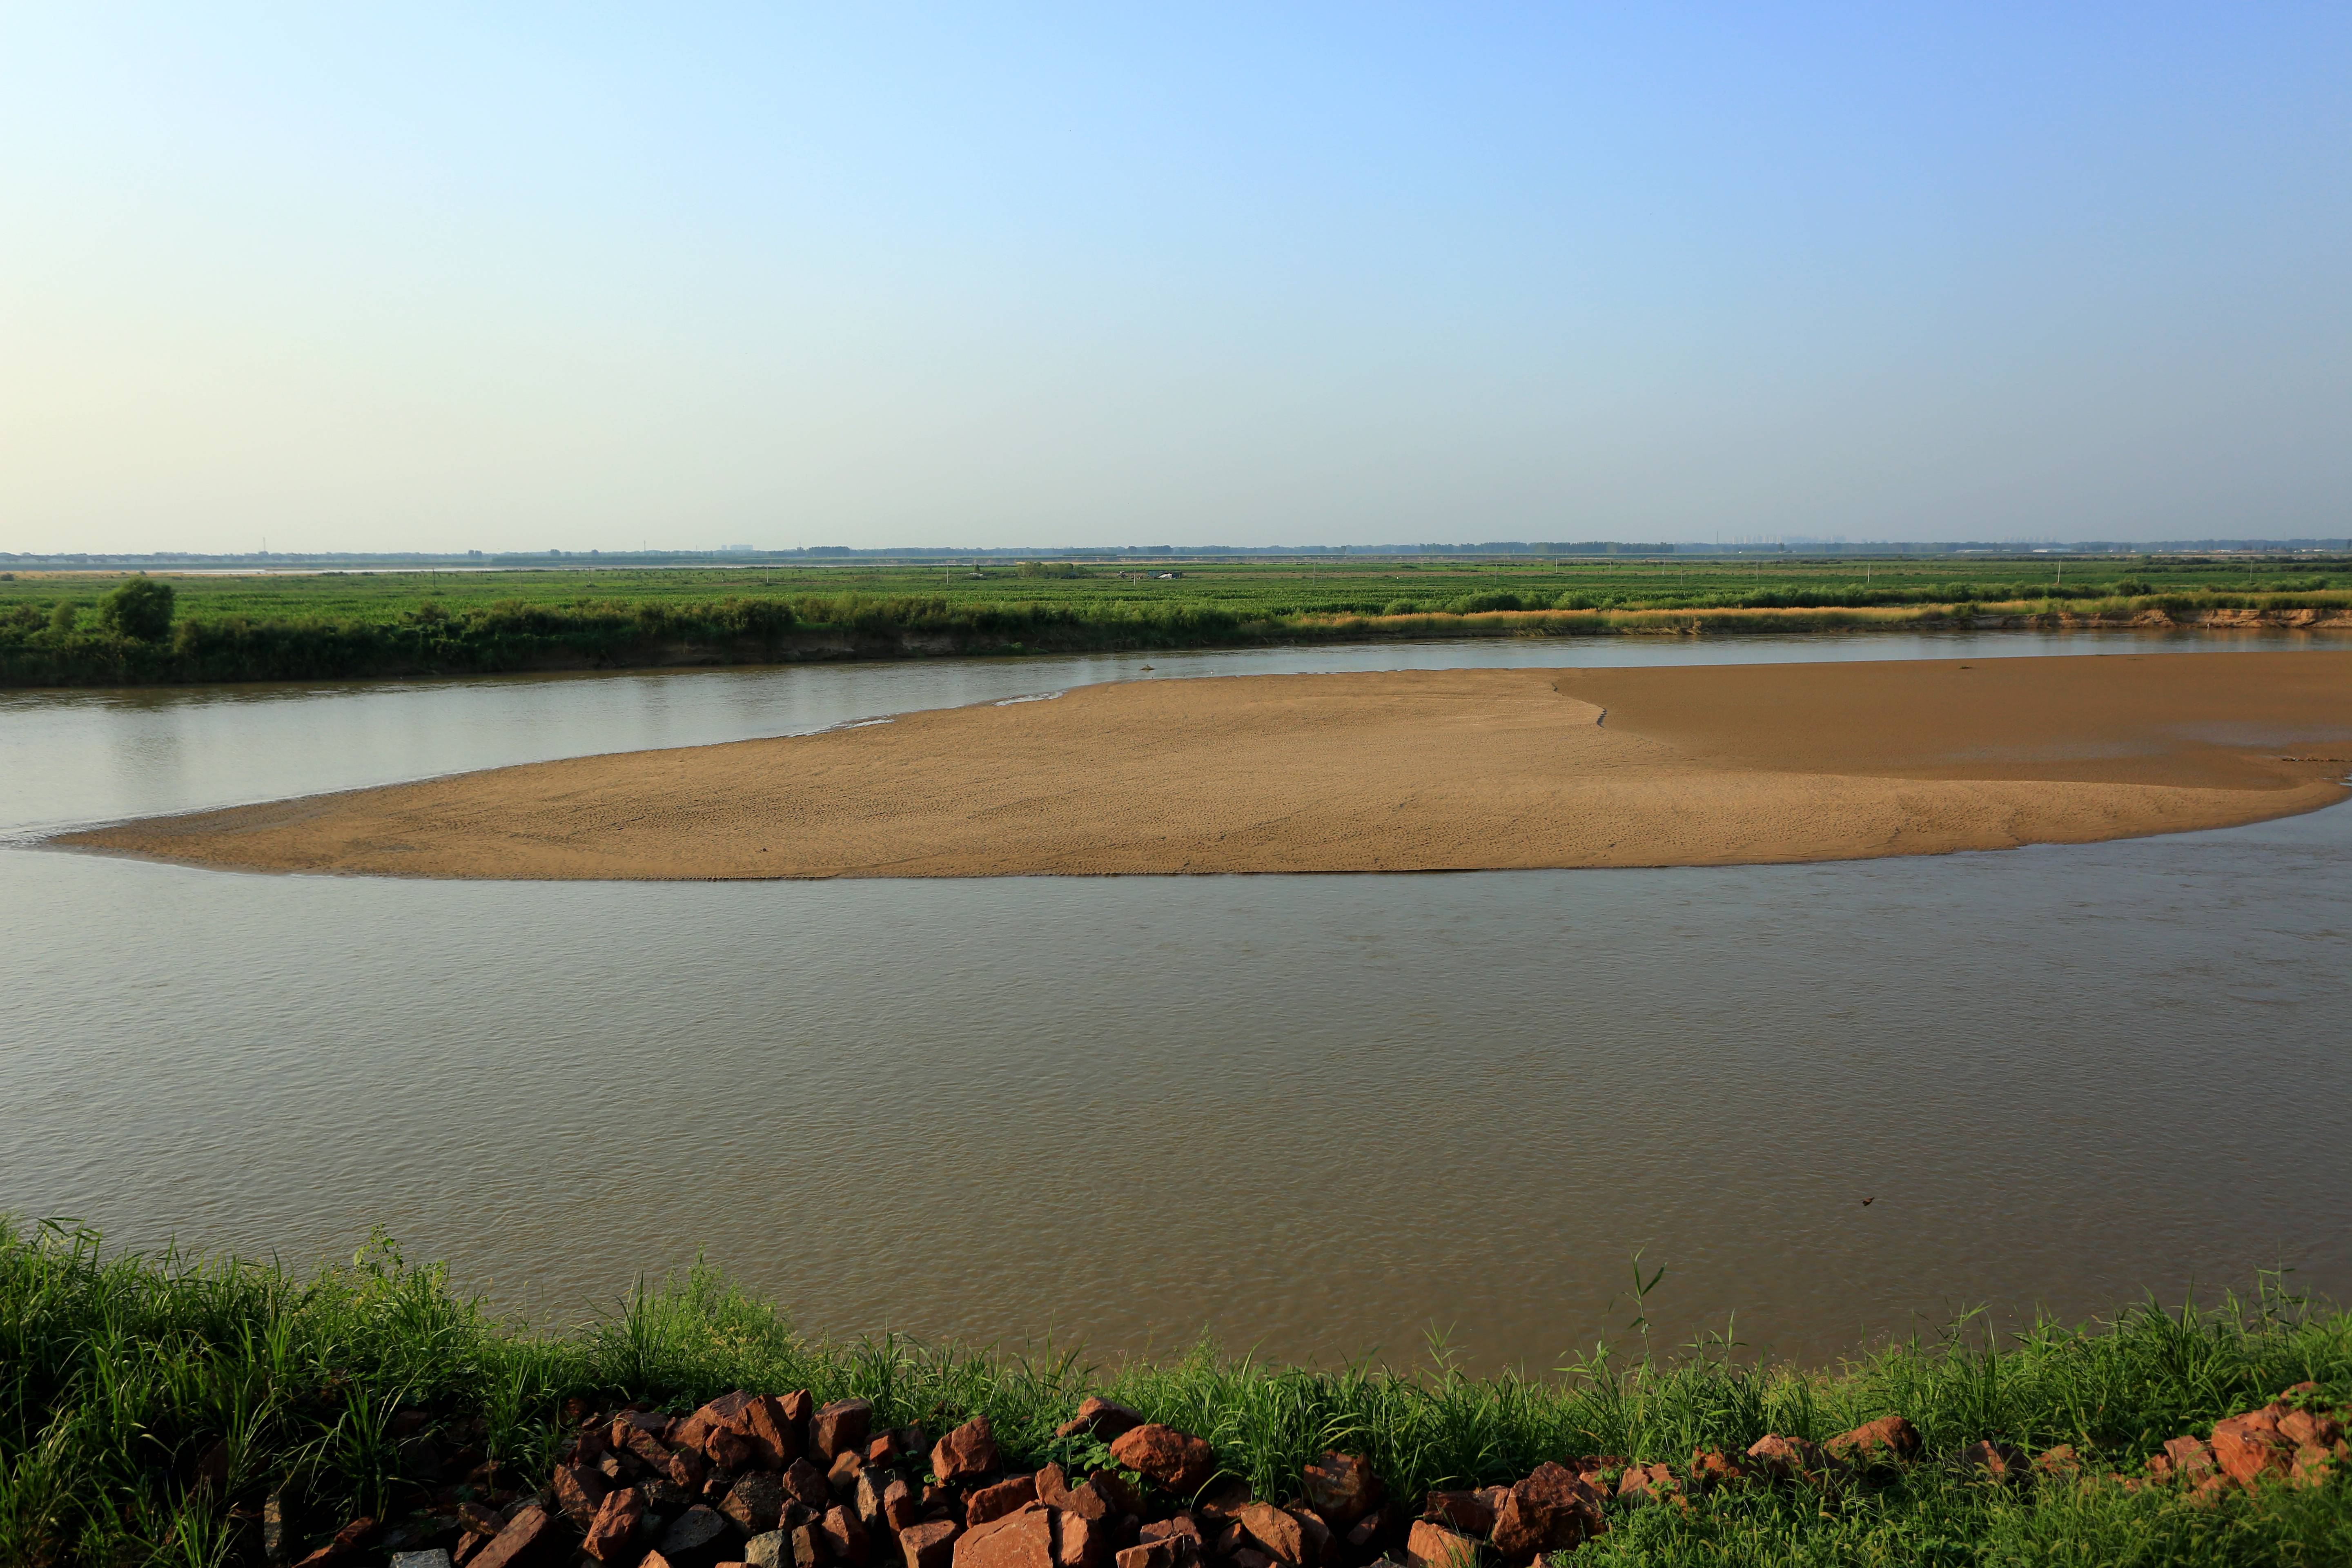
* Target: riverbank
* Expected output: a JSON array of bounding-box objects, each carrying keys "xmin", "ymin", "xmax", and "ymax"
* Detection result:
[
  {"xmin": 7, "ymin": 1222, "xmax": 2345, "ymax": 1568},
  {"xmin": 58, "ymin": 653, "xmax": 2352, "ymax": 880},
  {"xmin": 3, "ymin": 580, "xmax": 2348, "ymax": 690}
]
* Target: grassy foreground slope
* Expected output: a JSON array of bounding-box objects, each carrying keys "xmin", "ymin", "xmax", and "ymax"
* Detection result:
[
  {"xmin": 4, "ymin": 1221, "xmax": 2347, "ymax": 1566},
  {"xmin": 2, "ymin": 556, "xmax": 2347, "ymax": 687}
]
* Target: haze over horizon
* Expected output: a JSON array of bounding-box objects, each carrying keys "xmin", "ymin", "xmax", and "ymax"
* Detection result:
[{"xmin": 4, "ymin": 4, "xmax": 2347, "ymax": 556}]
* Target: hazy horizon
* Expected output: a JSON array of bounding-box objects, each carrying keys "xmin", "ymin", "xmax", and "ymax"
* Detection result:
[{"xmin": 5, "ymin": 5, "xmax": 2348, "ymax": 555}]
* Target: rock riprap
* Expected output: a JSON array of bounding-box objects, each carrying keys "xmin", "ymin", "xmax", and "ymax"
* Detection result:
[{"xmin": 279, "ymin": 1385, "xmax": 2346, "ymax": 1566}]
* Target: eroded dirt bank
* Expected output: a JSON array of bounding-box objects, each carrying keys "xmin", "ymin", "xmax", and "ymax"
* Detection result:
[{"xmin": 56, "ymin": 653, "xmax": 2352, "ymax": 879}]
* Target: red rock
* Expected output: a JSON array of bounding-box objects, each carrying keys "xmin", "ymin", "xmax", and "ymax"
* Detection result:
[
  {"xmin": 2280, "ymin": 1408, "xmax": 2345, "ymax": 1449},
  {"xmin": 472, "ymin": 1506, "xmax": 556, "ymax": 1568},
  {"xmin": 968, "ymin": 1477, "xmax": 1040, "ymax": 1528},
  {"xmin": 2150, "ymin": 1439, "xmax": 2214, "ymax": 1487},
  {"xmin": 1290, "ymin": 1509, "xmax": 1330, "ymax": 1566},
  {"xmin": 815, "ymin": 1401, "xmax": 876, "ymax": 1464},
  {"xmin": 902, "ymin": 1520, "xmax": 961, "ymax": 1568},
  {"xmin": 1402, "ymin": 1520, "xmax": 1477, "ymax": 1568},
  {"xmin": 748, "ymin": 1396, "xmax": 804, "ymax": 1469},
  {"xmin": 670, "ymin": 1448, "xmax": 710, "ymax": 1492},
  {"xmin": 1615, "ymin": 1464, "xmax": 1677, "ymax": 1507},
  {"xmin": 1234, "ymin": 1504, "xmax": 1305, "ymax": 1565},
  {"xmin": 1826, "ymin": 1416, "xmax": 1920, "ymax": 1468},
  {"xmin": 1488, "ymin": 1463, "xmax": 1603, "ymax": 1558},
  {"xmin": 1954, "ymin": 1441, "xmax": 2026, "ymax": 1483},
  {"xmin": 867, "ymin": 1436, "xmax": 901, "ymax": 1465},
  {"xmin": 555, "ymin": 1461, "xmax": 612, "ymax": 1528},
  {"xmin": 727, "ymin": 1472, "xmax": 789, "ymax": 1535},
  {"xmin": 678, "ymin": 1393, "xmax": 762, "ymax": 1456},
  {"xmin": 1301, "ymin": 1453, "xmax": 1382, "ymax": 1529},
  {"xmin": 623, "ymin": 1427, "xmax": 678, "ymax": 1471},
  {"xmin": 291, "ymin": 1516, "xmax": 376, "ymax": 1566},
  {"xmin": 787, "ymin": 1523, "xmax": 831, "ymax": 1568},
  {"xmin": 1108, "ymin": 1427, "xmax": 1216, "ymax": 1497},
  {"xmin": 710, "ymin": 1428, "xmax": 755, "ymax": 1470},
  {"xmin": 662, "ymin": 1505, "xmax": 738, "ymax": 1564},
  {"xmin": 1743, "ymin": 1435, "xmax": 1827, "ymax": 1483},
  {"xmin": 585, "ymin": 1487, "xmax": 648, "ymax": 1563},
  {"xmin": 956, "ymin": 1503, "xmax": 1056, "ymax": 1568},
  {"xmin": 831, "ymin": 1452, "xmax": 866, "ymax": 1494},
  {"xmin": 786, "ymin": 1459, "xmax": 831, "ymax": 1509},
  {"xmin": 1088, "ymin": 1471, "xmax": 1143, "ymax": 1519},
  {"xmin": 2290, "ymin": 1444, "xmax": 2338, "ymax": 1488},
  {"xmin": 782, "ymin": 1392, "xmax": 816, "ymax": 1426},
  {"xmin": 457, "ymin": 1503, "xmax": 506, "ymax": 1539},
  {"xmin": 856, "ymin": 1470, "xmax": 897, "ymax": 1530},
  {"xmin": 618, "ymin": 1410, "xmax": 673, "ymax": 1446},
  {"xmin": 1343, "ymin": 1507, "xmax": 1390, "ymax": 1552},
  {"xmin": 885, "ymin": 1478, "xmax": 924, "ymax": 1532},
  {"xmin": 1053, "ymin": 1511, "xmax": 1107, "ymax": 1568},
  {"xmin": 2212, "ymin": 1412, "xmax": 2294, "ymax": 1488},
  {"xmin": 1115, "ymin": 1544, "xmax": 1179, "ymax": 1568},
  {"xmin": 824, "ymin": 1505, "xmax": 872, "ymax": 1566},
  {"xmin": 2032, "ymin": 1446, "xmax": 2079, "ymax": 1476},
  {"xmin": 1137, "ymin": 1517, "xmax": 1200, "ymax": 1552},
  {"xmin": 1056, "ymin": 1399, "xmax": 1147, "ymax": 1442},
  {"xmin": 1418, "ymin": 1494, "xmax": 1494, "ymax": 1537},
  {"xmin": 1686, "ymin": 1449, "xmax": 1746, "ymax": 1490},
  {"xmin": 1039, "ymin": 1465, "xmax": 1110, "ymax": 1522},
  {"xmin": 932, "ymin": 1418, "xmax": 1000, "ymax": 1483}
]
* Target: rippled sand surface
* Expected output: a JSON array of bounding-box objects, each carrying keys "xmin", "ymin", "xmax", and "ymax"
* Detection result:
[{"xmin": 58, "ymin": 653, "xmax": 2352, "ymax": 878}]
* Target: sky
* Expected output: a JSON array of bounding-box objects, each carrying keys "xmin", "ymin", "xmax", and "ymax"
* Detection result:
[{"xmin": 2, "ymin": 4, "xmax": 2347, "ymax": 553}]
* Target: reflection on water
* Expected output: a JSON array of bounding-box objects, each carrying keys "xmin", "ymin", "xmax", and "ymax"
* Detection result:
[{"xmin": 2, "ymin": 630, "xmax": 2347, "ymax": 1369}]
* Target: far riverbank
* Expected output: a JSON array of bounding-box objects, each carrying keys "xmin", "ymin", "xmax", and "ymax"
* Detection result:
[{"xmin": 4, "ymin": 583, "xmax": 2348, "ymax": 689}]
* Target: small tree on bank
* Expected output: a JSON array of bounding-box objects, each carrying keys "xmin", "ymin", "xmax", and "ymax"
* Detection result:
[{"xmin": 98, "ymin": 575, "xmax": 175, "ymax": 641}]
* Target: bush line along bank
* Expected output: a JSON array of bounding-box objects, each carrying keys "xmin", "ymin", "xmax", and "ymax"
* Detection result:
[
  {"xmin": 5, "ymin": 1223, "xmax": 2349, "ymax": 1567},
  {"xmin": 5, "ymin": 577, "xmax": 2350, "ymax": 690}
]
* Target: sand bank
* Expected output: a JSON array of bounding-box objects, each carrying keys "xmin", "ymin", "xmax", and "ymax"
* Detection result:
[{"xmin": 58, "ymin": 653, "xmax": 2352, "ymax": 879}]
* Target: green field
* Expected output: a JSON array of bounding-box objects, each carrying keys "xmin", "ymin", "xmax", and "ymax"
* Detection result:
[
  {"xmin": 6, "ymin": 1221, "xmax": 2347, "ymax": 1567},
  {"xmin": 2, "ymin": 554, "xmax": 2345, "ymax": 688},
  {"xmin": 5, "ymin": 553, "xmax": 2343, "ymax": 624}
]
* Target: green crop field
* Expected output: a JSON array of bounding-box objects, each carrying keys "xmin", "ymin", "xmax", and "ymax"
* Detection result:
[
  {"xmin": 2, "ymin": 553, "xmax": 2342, "ymax": 625},
  {"xmin": 1, "ymin": 553, "xmax": 2345, "ymax": 689}
]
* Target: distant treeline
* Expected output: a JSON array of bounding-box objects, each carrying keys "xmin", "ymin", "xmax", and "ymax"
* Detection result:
[
  {"xmin": 4, "ymin": 575, "xmax": 2347, "ymax": 688},
  {"xmin": 0, "ymin": 581, "xmax": 1276, "ymax": 686}
]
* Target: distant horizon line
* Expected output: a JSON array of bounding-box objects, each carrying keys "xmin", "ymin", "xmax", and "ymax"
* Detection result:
[{"xmin": 4, "ymin": 537, "xmax": 2349, "ymax": 568}]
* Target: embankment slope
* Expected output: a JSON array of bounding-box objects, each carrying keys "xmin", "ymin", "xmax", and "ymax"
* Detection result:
[{"xmin": 57, "ymin": 653, "xmax": 2352, "ymax": 879}]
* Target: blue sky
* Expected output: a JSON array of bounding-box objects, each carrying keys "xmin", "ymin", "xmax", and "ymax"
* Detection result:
[{"xmin": 2, "ymin": 4, "xmax": 2346, "ymax": 551}]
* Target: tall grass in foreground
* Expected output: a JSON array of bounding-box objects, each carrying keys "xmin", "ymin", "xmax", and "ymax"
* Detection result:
[{"xmin": 3, "ymin": 1219, "xmax": 2347, "ymax": 1566}]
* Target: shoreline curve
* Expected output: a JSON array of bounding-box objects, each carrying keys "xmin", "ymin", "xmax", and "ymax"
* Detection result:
[{"xmin": 53, "ymin": 653, "xmax": 2352, "ymax": 880}]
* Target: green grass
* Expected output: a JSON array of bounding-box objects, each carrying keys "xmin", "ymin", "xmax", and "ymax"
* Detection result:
[
  {"xmin": 1, "ymin": 555, "xmax": 2347, "ymax": 688},
  {"xmin": 4, "ymin": 1218, "xmax": 2346, "ymax": 1566}
]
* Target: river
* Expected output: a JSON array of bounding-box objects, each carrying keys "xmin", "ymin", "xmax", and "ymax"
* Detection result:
[{"xmin": 3, "ymin": 630, "xmax": 2347, "ymax": 1370}]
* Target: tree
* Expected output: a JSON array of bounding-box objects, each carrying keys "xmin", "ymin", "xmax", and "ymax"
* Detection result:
[{"xmin": 98, "ymin": 575, "xmax": 175, "ymax": 641}]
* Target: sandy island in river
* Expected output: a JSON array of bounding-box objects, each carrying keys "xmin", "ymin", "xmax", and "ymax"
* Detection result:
[{"xmin": 57, "ymin": 653, "xmax": 2352, "ymax": 879}]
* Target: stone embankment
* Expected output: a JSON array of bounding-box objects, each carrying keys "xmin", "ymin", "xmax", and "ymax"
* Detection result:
[{"xmin": 296, "ymin": 1384, "xmax": 2344, "ymax": 1568}]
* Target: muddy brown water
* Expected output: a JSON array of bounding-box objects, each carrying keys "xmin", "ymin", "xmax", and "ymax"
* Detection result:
[{"xmin": 5, "ymin": 630, "xmax": 2349, "ymax": 1371}]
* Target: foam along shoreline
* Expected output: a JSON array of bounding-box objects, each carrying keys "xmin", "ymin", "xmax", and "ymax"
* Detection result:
[{"xmin": 55, "ymin": 653, "xmax": 2352, "ymax": 880}]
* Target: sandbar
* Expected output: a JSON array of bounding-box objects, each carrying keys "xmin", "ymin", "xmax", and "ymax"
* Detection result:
[{"xmin": 56, "ymin": 653, "xmax": 2352, "ymax": 879}]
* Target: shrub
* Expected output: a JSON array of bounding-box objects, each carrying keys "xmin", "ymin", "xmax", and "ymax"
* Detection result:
[{"xmin": 97, "ymin": 575, "xmax": 175, "ymax": 641}]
